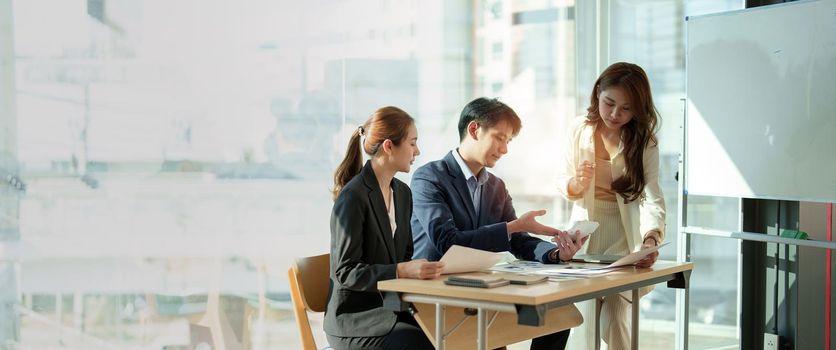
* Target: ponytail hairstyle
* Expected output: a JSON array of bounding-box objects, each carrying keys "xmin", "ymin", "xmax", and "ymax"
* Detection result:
[
  {"xmin": 586, "ymin": 62, "xmax": 660, "ymax": 202},
  {"xmin": 332, "ymin": 106, "xmax": 415, "ymax": 200}
]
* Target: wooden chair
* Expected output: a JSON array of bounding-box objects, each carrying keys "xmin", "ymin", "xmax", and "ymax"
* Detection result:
[{"xmin": 287, "ymin": 253, "xmax": 331, "ymax": 350}]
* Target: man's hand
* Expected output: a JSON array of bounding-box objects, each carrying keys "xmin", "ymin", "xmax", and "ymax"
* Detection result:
[
  {"xmin": 397, "ymin": 259, "xmax": 445, "ymax": 279},
  {"xmin": 507, "ymin": 210, "xmax": 562, "ymax": 236},
  {"xmin": 553, "ymin": 230, "xmax": 589, "ymax": 261}
]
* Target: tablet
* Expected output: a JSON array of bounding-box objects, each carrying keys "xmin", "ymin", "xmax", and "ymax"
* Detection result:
[{"xmin": 572, "ymin": 254, "xmax": 623, "ymax": 264}]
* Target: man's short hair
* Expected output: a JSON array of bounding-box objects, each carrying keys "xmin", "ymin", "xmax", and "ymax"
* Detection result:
[{"xmin": 457, "ymin": 97, "xmax": 522, "ymax": 142}]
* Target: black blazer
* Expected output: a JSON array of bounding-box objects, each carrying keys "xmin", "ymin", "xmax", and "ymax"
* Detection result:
[
  {"xmin": 410, "ymin": 151, "xmax": 557, "ymax": 262},
  {"xmin": 324, "ymin": 161, "xmax": 415, "ymax": 338}
]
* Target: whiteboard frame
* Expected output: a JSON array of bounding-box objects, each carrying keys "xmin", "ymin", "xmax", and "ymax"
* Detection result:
[{"xmin": 684, "ymin": 0, "xmax": 836, "ymax": 203}]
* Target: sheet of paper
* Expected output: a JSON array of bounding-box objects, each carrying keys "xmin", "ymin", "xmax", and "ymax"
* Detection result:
[
  {"xmin": 605, "ymin": 242, "xmax": 669, "ymax": 268},
  {"xmin": 439, "ymin": 245, "xmax": 507, "ymax": 274},
  {"xmin": 566, "ymin": 220, "xmax": 599, "ymax": 240}
]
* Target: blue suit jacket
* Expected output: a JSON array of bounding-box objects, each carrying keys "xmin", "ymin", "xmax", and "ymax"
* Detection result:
[{"xmin": 410, "ymin": 151, "xmax": 558, "ymax": 262}]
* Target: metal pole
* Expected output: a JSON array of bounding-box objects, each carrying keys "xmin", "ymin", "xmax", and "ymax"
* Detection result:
[
  {"xmin": 477, "ymin": 308, "xmax": 487, "ymax": 350},
  {"xmin": 435, "ymin": 303, "xmax": 445, "ymax": 350},
  {"xmin": 632, "ymin": 289, "xmax": 639, "ymax": 350},
  {"xmin": 595, "ymin": 298, "xmax": 602, "ymax": 350},
  {"xmin": 676, "ymin": 95, "xmax": 691, "ymax": 350}
]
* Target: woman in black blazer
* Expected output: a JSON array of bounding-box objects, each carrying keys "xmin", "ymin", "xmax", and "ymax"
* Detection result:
[{"xmin": 325, "ymin": 106, "xmax": 444, "ymax": 350}]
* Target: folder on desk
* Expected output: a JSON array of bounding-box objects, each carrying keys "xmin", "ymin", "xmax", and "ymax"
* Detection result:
[
  {"xmin": 494, "ymin": 273, "xmax": 548, "ymax": 285},
  {"xmin": 445, "ymin": 274, "xmax": 510, "ymax": 288}
]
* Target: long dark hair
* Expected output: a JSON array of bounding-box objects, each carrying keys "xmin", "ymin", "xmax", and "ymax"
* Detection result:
[
  {"xmin": 586, "ymin": 62, "xmax": 660, "ymax": 202},
  {"xmin": 332, "ymin": 106, "xmax": 415, "ymax": 200}
]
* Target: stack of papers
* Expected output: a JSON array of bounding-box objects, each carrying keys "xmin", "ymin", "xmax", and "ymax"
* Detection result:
[
  {"xmin": 536, "ymin": 242, "xmax": 670, "ymax": 279},
  {"xmin": 437, "ymin": 242, "xmax": 668, "ymax": 281},
  {"xmin": 490, "ymin": 260, "xmax": 554, "ymax": 273},
  {"xmin": 533, "ymin": 266, "xmax": 620, "ymax": 277}
]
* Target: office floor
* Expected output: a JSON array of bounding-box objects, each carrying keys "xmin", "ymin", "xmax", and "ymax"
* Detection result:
[
  {"xmin": 18, "ymin": 309, "xmax": 738, "ymax": 349},
  {"xmin": 303, "ymin": 315, "xmax": 740, "ymax": 350},
  {"xmin": 301, "ymin": 313, "xmax": 739, "ymax": 350},
  {"xmin": 507, "ymin": 331, "xmax": 740, "ymax": 350}
]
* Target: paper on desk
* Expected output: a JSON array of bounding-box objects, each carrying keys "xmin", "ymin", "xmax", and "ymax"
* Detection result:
[
  {"xmin": 522, "ymin": 243, "xmax": 669, "ymax": 280},
  {"xmin": 534, "ymin": 266, "xmax": 621, "ymax": 277},
  {"xmin": 490, "ymin": 260, "xmax": 555, "ymax": 273},
  {"xmin": 605, "ymin": 242, "xmax": 669, "ymax": 268},
  {"xmin": 440, "ymin": 245, "xmax": 507, "ymax": 274}
]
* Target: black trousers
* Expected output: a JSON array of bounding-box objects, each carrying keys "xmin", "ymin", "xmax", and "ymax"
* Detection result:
[
  {"xmin": 529, "ymin": 329, "xmax": 570, "ymax": 350},
  {"xmin": 327, "ymin": 312, "xmax": 570, "ymax": 350},
  {"xmin": 326, "ymin": 312, "xmax": 434, "ymax": 350}
]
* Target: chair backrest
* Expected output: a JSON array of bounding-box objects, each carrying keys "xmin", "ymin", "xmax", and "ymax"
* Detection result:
[{"xmin": 288, "ymin": 253, "xmax": 330, "ymax": 350}]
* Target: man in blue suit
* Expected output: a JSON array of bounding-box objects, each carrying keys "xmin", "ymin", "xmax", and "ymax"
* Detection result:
[{"xmin": 410, "ymin": 97, "xmax": 586, "ymax": 350}]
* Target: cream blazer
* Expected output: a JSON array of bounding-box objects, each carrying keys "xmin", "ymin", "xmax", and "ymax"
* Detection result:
[{"xmin": 557, "ymin": 116, "xmax": 666, "ymax": 252}]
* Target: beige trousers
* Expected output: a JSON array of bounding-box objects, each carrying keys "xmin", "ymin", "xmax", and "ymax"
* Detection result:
[{"xmin": 567, "ymin": 200, "xmax": 633, "ymax": 350}]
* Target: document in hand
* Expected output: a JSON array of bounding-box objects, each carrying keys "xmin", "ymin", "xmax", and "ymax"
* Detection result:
[
  {"xmin": 566, "ymin": 220, "xmax": 600, "ymax": 240},
  {"xmin": 605, "ymin": 242, "xmax": 669, "ymax": 268},
  {"xmin": 439, "ymin": 245, "xmax": 507, "ymax": 274}
]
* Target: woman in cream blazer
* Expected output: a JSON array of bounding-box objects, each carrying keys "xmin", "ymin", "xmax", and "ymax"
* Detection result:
[
  {"xmin": 557, "ymin": 62, "xmax": 666, "ymax": 350},
  {"xmin": 557, "ymin": 117, "xmax": 666, "ymax": 253}
]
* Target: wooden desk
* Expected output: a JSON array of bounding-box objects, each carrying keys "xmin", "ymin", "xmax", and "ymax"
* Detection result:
[{"xmin": 379, "ymin": 260, "xmax": 693, "ymax": 350}]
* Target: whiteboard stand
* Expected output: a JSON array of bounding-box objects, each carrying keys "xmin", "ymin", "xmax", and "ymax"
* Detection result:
[{"xmin": 676, "ymin": 97, "xmax": 690, "ymax": 350}]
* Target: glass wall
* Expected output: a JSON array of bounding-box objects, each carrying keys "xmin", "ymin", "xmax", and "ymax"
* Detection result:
[
  {"xmin": 5, "ymin": 0, "xmax": 475, "ymax": 348},
  {"xmin": 473, "ymin": 0, "xmax": 578, "ymax": 225},
  {"xmin": 0, "ymin": 0, "xmax": 744, "ymax": 348}
]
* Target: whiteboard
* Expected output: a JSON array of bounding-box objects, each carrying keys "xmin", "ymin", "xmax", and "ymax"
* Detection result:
[{"xmin": 686, "ymin": 0, "xmax": 836, "ymax": 202}]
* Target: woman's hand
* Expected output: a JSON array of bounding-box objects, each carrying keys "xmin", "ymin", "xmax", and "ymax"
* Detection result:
[
  {"xmin": 397, "ymin": 259, "xmax": 445, "ymax": 280},
  {"xmin": 570, "ymin": 160, "xmax": 595, "ymax": 195},
  {"xmin": 635, "ymin": 235, "xmax": 660, "ymax": 268}
]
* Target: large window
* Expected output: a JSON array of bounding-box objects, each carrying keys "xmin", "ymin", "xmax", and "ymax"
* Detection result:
[
  {"xmin": 5, "ymin": 1, "xmax": 475, "ymax": 348},
  {"xmin": 4, "ymin": 0, "xmax": 573, "ymax": 348},
  {"xmin": 0, "ymin": 0, "xmax": 743, "ymax": 348}
]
